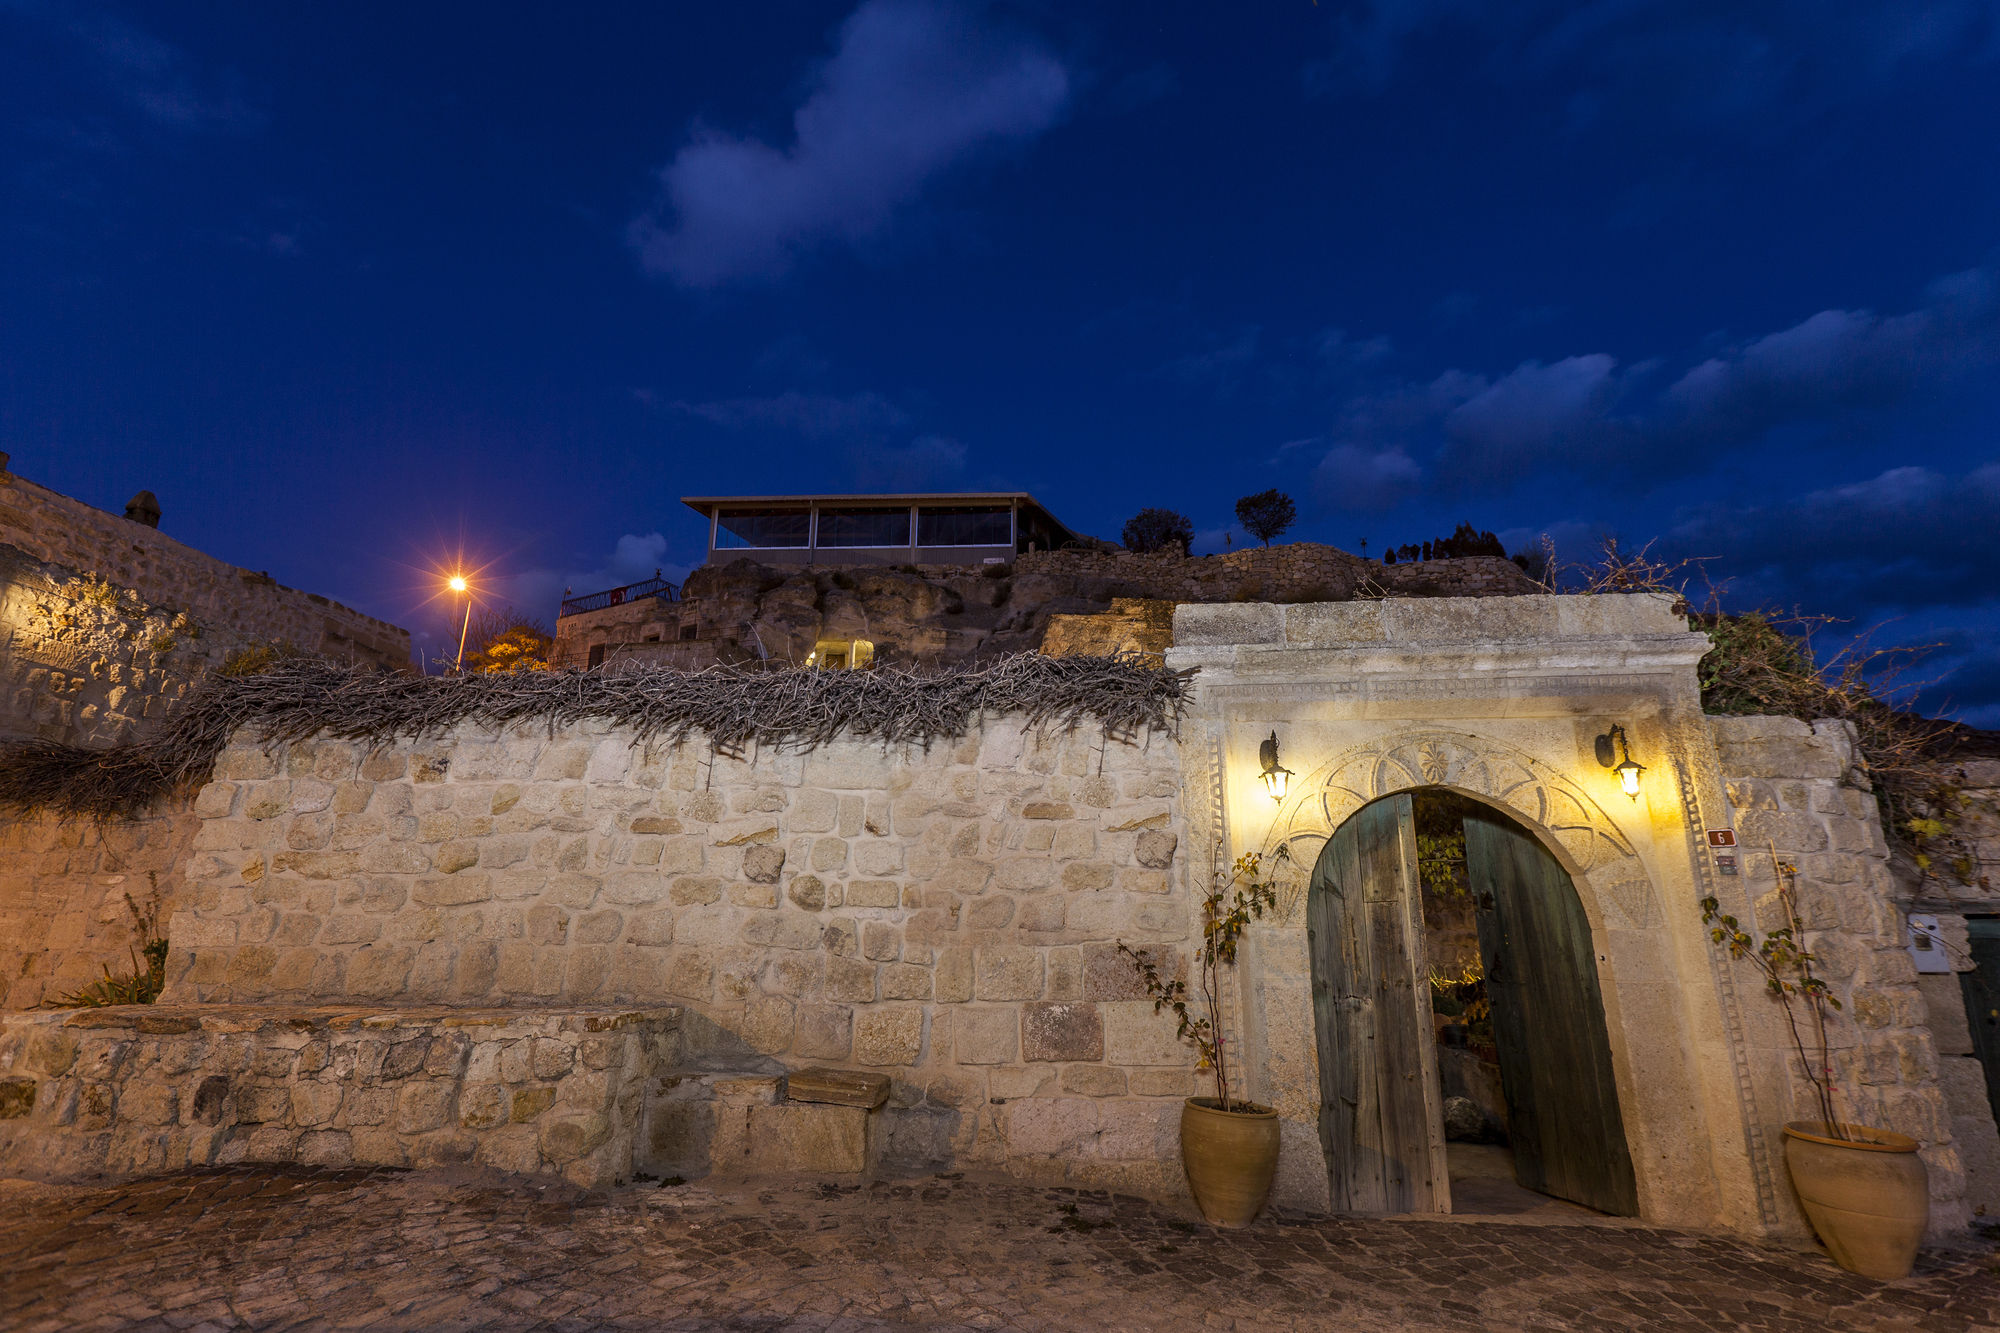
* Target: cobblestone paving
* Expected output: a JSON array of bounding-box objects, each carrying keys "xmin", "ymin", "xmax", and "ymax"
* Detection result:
[{"xmin": 2, "ymin": 1167, "xmax": 1998, "ymax": 1332}]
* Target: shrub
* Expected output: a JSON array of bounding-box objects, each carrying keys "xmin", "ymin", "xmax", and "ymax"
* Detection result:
[
  {"xmin": 1233, "ymin": 489, "xmax": 1297, "ymax": 546},
  {"xmin": 1122, "ymin": 508, "xmax": 1194, "ymax": 555}
]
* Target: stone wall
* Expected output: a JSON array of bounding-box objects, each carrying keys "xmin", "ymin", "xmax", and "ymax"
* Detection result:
[
  {"xmin": 1, "ymin": 464, "xmax": 408, "ymax": 747},
  {"xmin": 550, "ymin": 545, "xmax": 1538, "ymax": 672},
  {"xmin": 1711, "ymin": 715, "xmax": 1968, "ymax": 1230},
  {"xmin": 161, "ymin": 715, "xmax": 1199, "ymax": 1194},
  {"xmin": 0, "ymin": 1004, "xmax": 679, "ymax": 1187},
  {"xmin": 0, "ymin": 814, "xmax": 191, "ymax": 1010},
  {"xmin": 0, "ymin": 461, "xmax": 414, "ymax": 1013},
  {"xmin": 1015, "ymin": 544, "xmax": 1539, "ymax": 603}
]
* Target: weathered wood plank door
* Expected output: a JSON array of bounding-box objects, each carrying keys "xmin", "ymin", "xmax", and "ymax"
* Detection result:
[
  {"xmin": 1465, "ymin": 812, "xmax": 1639, "ymax": 1216},
  {"xmin": 1307, "ymin": 794, "xmax": 1451, "ymax": 1213}
]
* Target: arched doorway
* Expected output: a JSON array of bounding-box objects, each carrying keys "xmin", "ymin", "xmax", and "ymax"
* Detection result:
[{"xmin": 1307, "ymin": 789, "xmax": 1638, "ymax": 1216}]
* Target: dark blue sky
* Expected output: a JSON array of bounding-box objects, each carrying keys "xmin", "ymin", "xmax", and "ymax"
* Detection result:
[{"xmin": 5, "ymin": 1, "xmax": 1999, "ymax": 717}]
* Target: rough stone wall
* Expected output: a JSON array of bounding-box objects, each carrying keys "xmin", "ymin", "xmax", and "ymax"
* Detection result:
[
  {"xmin": 0, "ymin": 814, "xmax": 192, "ymax": 1010},
  {"xmin": 163, "ymin": 716, "xmax": 1199, "ymax": 1193},
  {"xmin": 1041, "ymin": 599, "xmax": 1175, "ymax": 665},
  {"xmin": 1015, "ymin": 545, "xmax": 1539, "ymax": 603},
  {"xmin": 0, "ymin": 466, "xmax": 408, "ymax": 745},
  {"xmin": 1710, "ymin": 715, "xmax": 1967, "ymax": 1228},
  {"xmin": 0, "ymin": 1004, "xmax": 679, "ymax": 1187},
  {"xmin": 551, "ymin": 546, "xmax": 1536, "ymax": 672},
  {"xmin": 0, "ymin": 462, "xmax": 414, "ymax": 1013}
]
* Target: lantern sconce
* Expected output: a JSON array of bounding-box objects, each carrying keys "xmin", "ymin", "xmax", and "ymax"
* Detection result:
[
  {"xmin": 1595, "ymin": 724, "xmax": 1646, "ymax": 800},
  {"xmin": 1258, "ymin": 731, "xmax": 1294, "ymax": 803}
]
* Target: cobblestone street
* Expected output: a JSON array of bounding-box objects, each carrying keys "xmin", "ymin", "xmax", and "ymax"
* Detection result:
[{"xmin": 2, "ymin": 1167, "xmax": 1998, "ymax": 1332}]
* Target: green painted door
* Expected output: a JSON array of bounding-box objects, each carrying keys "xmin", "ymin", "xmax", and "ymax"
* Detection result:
[
  {"xmin": 1307, "ymin": 794, "xmax": 1451, "ymax": 1213},
  {"xmin": 1465, "ymin": 812, "xmax": 1639, "ymax": 1216},
  {"xmin": 1958, "ymin": 917, "xmax": 2000, "ymax": 1126}
]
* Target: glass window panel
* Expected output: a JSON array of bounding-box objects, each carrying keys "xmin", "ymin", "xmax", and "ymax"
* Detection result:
[
  {"xmin": 715, "ymin": 509, "xmax": 810, "ymax": 549},
  {"xmin": 817, "ymin": 507, "xmax": 910, "ymax": 547},
  {"xmin": 918, "ymin": 506, "xmax": 1011, "ymax": 547}
]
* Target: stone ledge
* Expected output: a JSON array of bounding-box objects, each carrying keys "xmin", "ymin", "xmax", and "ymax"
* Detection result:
[{"xmin": 0, "ymin": 1004, "xmax": 683, "ymax": 1189}]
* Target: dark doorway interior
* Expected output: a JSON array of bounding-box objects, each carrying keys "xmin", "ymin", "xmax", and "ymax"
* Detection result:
[{"xmin": 1412, "ymin": 789, "xmax": 1639, "ymax": 1217}]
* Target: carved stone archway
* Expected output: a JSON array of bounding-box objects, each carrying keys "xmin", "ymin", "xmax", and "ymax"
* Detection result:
[{"xmin": 1253, "ymin": 729, "xmax": 1661, "ymax": 936}]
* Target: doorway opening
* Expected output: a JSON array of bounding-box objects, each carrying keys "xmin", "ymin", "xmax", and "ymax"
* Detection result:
[{"xmin": 1307, "ymin": 788, "xmax": 1638, "ymax": 1218}]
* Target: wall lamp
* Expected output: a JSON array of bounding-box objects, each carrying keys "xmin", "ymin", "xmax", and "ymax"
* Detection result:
[
  {"xmin": 1595, "ymin": 724, "xmax": 1646, "ymax": 800},
  {"xmin": 1258, "ymin": 731, "xmax": 1294, "ymax": 803}
]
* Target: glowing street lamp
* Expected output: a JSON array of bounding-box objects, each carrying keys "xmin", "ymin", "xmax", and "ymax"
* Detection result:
[{"xmin": 448, "ymin": 574, "xmax": 473, "ymax": 672}]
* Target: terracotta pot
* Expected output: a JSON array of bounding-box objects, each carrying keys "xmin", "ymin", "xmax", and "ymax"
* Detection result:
[
  {"xmin": 1180, "ymin": 1097, "xmax": 1280, "ymax": 1228},
  {"xmin": 1781, "ymin": 1121, "xmax": 1928, "ymax": 1280}
]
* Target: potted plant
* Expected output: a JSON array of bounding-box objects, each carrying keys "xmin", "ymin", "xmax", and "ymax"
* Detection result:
[
  {"xmin": 1119, "ymin": 846, "xmax": 1286, "ymax": 1227},
  {"xmin": 1702, "ymin": 851, "xmax": 1928, "ymax": 1279}
]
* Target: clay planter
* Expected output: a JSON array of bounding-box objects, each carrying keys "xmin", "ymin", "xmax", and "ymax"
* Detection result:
[
  {"xmin": 1781, "ymin": 1121, "xmax": 1929, "ymax": 1280},
  {"xmin": 1181, "ymin": 1097, "xmax": 1280, "ymax": 1228}
]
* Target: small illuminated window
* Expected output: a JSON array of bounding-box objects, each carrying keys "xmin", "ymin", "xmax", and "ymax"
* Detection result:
[{"xmin": 809, "ymin": 637, "xmax": 875, "ymax": 669}]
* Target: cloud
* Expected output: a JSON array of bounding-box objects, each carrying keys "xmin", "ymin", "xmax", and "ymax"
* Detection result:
[
  {"xmin": 674, "ymin": 391, "xmax": 909, "ymax": 441},
  {"xmin": 1442, "ymin": 354, "xmax": 1629, "ymax": 469},
  {"xmin": 850, "ymin": 433, "xmax": 968, "ymax": 489},
  {"xmin": 629, "ymin": 0, "xmax": 1070, "ymax": 287},
  {"xmin": 1313, "ymin": 443, "xmax": 1425, "ymax": 512},
  {"xmin": 1669, "ymin": 462, "xmax": 2000, "ymax": 617},
  {"xmin": 1661, "ymin": 267, "xmax": 2000, "ymax": 442},
  {"xmin": 1313, "ymin": 259, "xmax": 2000, "ymax": 490},
  {"xmin": 52, "ymin": 4, "xmax": 259, "ymax": 133},
  {"xmin": 1306, "ymin": 0, "xmax": 2000, "ymax": 133}
]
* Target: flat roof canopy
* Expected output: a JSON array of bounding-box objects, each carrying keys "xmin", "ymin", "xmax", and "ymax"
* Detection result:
[{"xmin": 681, "ymin": 492, "xmax": 1080, "ymax": 550}]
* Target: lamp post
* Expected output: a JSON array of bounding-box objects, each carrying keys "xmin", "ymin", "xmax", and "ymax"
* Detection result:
[{"xmin": 449, "ymin": 574, "xmax": 472, "ymax": 673}]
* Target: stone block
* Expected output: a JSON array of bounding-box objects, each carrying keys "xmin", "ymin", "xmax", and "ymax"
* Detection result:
[
  {"xmin": 846, "ymin": 879, "xmax": 901, "ymax": 908},
  {"xmin": 934, "ymin": 947, "xmax": 974, "ymax": 1003},
  {"xmin": 853, "ymin": 1008, "xmax": 924, "ymax": 1066},
  {"xmin": 1004, "ymin": 1098, "xmax": 1098, "ymax": 1156},
  {"xmin": 540, "ymin": 1111, "xmax": 611, "ymax": 1164},
  {"xmin": 744, "ymin": 1103, "xmax": 869, "ymax": 1174},
  {"xmin": 787, "ymin": 875, "xmax": 827, "ymax": 910},
  {"xmin": 397, "ymin": 1082, "xmax": 456, "ymax": 1133},
  {"xmin": 1103, "ymin": 1001, "xmax": 1192, "ymax": 1066},
  {"xmin": 0, "ymin": 1079, "xmax": 35, "ymax": 1120},
  {"xmin": 785, "ymin": 1068, "xmax": 891, "ymax": 1109},
  {"xmin": 795, "ymin": 1004, "xmax": 854, "ymax": 1059},
  {"xmin": 881, "ymin": 962, "xmax": 933, "ymax": 1000},
  {"xmin": 954, "ymin": 1006, "xmax": 1019, "ymax": 1064},
  {"xmin": 743, "ymin": 845, "xmax": 787, "ymax": 883},
  {"xmin": 1134, "ymin": 831, "xmax": 1178, "ymax": 869},
  {"xmin": 976, "ymin": 947, "xmax": 1043, "ymax": 1001},
  {"xmin": 1061, "ymin": 1065, "xmax": 1128, "ymax": 1097},
  {"xmin": 1023, "ymin": 1002, "xmax": 1103, "ymax": 1062},
  {"xmin": 966, "ymin": 896, "xmax": 1015, "ymax": 930},
  {"xmin": 510, "ymin": 1086, "xmax": 556, "ymax": 1122}
]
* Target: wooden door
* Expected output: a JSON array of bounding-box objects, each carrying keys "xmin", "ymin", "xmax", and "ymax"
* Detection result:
[
  {"xmin": 1307, "ymin": 794, "xmax": 1450, "ymax": 1213},
  {"xmin": 1958, "ymin": 917, "xmax": 2000, "ymax": 1127},
  {"xmin": 1465, "ymin": 812, "xmax": 1639, "ymax": 1216}
]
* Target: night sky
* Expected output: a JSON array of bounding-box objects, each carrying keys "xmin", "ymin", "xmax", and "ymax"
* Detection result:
[{"xmin": 5, "ymin": 3, "xmax": 1998, "ymax": 718}]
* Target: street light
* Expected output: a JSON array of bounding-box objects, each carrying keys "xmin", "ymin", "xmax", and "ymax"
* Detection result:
[{"xmin": 449, "ymin": 574, "xmax": 472, "ymax": 672}]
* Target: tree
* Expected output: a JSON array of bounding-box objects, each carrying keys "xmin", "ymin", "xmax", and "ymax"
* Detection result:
[
  {"xmin": 1122, "ymin": 507, "xmax": 1195, "ymax": 555},
  {"xmin": 463, "ymin": 608, "xmax": 553, "ymax": 672},
  {"xmin": 1233, "ymin": 488, "xmax": 1297, "ymax": 546}
]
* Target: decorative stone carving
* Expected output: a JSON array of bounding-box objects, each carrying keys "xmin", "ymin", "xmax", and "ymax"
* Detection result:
[{"xmin": 1255, "ymin": 730, "xmax": 1653, "ymax": 929}]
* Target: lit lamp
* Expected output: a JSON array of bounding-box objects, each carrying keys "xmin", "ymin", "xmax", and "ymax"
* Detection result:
[
  {"xmin": 1258, "ymin": 731, "xmax": 1293, "ymax": 802},
  {"xmin": 1595, "ymin": 724, "xmax": 1646, "ymax": 800},
  {"xmin": 448, "ymin": 574, "xmax": 472, "ymax": 672}
]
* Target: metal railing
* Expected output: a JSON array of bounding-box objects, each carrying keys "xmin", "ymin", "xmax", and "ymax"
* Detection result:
[{"xmin": 559, "ymin": 575, "xmax": 680, "ymax": 618}]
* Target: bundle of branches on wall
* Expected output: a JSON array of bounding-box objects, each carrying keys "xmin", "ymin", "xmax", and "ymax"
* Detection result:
[{"xmin": 0, "ymin": 652, "xmax": 1193, "ymax": 821}]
